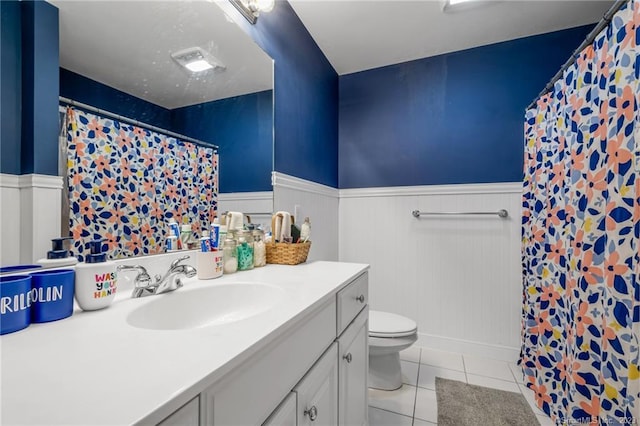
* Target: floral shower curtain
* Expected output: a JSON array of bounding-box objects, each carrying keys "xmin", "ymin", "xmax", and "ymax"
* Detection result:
[
  {"xmin": 521, "ymin": 1, "xmax": 640, "ymax": 424},
  {"xmin": 66, "ymin": 107, "xmax": 218, "ymax": 260}
]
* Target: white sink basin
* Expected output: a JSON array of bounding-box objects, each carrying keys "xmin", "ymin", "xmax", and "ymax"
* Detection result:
[{"xmin": 126, "ymin": 282, "xmax": 285, "ymax": 330}]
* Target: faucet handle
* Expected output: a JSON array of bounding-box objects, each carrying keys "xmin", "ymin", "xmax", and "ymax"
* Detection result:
[
  {"xmin": 170, "ymin": 255, "xmax": 190, "ymax": 269},
  {"xmin": 117, "ymin": 265, "xmax": 152, "ymax": 287}
]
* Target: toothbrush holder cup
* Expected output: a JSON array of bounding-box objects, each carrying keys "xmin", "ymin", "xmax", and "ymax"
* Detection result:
[
  {"xmin": 29, "ymin": 269, "xmax": 75, "ymax": 323},
  {"xmin": 0, "ymin": 275, "xmax": 32, "ymax": 335}
]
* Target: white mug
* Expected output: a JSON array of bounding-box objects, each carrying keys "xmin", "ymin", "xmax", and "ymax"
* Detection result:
[{"xmin": 196, "ymin": 251, "xmax": 223, "ymax": 280}]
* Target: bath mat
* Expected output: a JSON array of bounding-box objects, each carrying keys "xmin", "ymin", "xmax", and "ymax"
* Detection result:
[{"xmin": 435, "ymin": 377, "xmax": 539, "ymax": 426}]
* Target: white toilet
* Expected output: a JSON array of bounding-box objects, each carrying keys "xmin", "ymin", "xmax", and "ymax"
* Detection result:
[{"xmin": 368, "ymin": 310, "xmax": 418, "ymax": 390}]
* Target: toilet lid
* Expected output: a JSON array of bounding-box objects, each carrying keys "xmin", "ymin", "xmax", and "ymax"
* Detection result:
[{"xmin": 369, "ymin": 310, "xmax": 417, "ymax": 338}]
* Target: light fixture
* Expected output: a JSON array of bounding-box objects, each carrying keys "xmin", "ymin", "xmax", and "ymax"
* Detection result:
[
  {"xmin": 229, "ymin": 0, "xmax": 275, "ymax": 25},
  {"xmin": 449, "ymin": 0, "xmax": 475, "ymax": 5},
  {"xmin": 170, "ymin": 47, "xmax": 225, "ymax": 74}
]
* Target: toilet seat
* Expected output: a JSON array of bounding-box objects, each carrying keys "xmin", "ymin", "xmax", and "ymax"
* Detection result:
[{"xmin": 369, "ymin": 310, "xmax": 417, "ymax": 338}]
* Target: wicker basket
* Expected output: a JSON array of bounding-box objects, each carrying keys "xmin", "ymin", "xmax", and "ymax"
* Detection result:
[{"xmin": 265, "ymin": 241, "xmax": 311, "ymax": 265}]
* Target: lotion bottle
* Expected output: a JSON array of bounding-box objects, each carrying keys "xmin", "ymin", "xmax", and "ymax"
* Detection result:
[
  {"xmin": 74, "ymin": 240, "xmax": 118, "ymax": 311},
  {"xmin": 36, "ymin": 237, "xmax": 79, "ymax": 268}
]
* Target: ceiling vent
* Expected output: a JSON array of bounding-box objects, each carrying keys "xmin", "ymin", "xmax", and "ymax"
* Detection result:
[
  {"xmin": 442, "ymin": 0, "xmax": 496, "ymax": 13},
  {"xmin": 171, "ymin": 47, "xmax": 225, "ymax": 74}
]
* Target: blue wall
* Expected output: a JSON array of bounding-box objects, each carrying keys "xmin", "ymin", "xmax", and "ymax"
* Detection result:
[
  {"xmin": 0, "ymin": 1, "xmax": 22, "ymax": 175},
  {"xmin": 227, "ymin": 0, "xmax": 339, "ymax": 188},
  {"xmin": 338, "ymin": 25, "xmax": 594, "ymax": 188},
  {"xmin": 60, "ymin": 69, "xmax": 172, "ymax": 130},
  {"xmin": 20, "ymin": 0, "xmax": 59, "ymax": 176},
  {"xmin": 172, "ymin": 91, "xmax": 273, "ymax": 193}
]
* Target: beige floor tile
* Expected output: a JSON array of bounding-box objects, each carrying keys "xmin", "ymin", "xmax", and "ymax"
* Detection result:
[
  {"xmin": 401, "ymin": 360, "xmax": 419, "ymax": 386},
  {"xmin": 518, "ymin": 383, "xmax": 547, "ymax": 416},
  {"xmin": 509, "ymin": 362, "xmax": 526, "ymax": 383},
  {"xmin": 399, "ymin": 346, "xmax": 421, "ymax": 364},
  {"xmin": 463, "ymin": 354, "xmax": 515, "ymax": 382},
  {"xmin": 536, "ymin": 413, "xmax": 555, "ymax": 426},
  {"xmin": 466, "ymin": 373, "xmax": 521, "ymax": 393},
  {"xmin": 369, "ymin": 384, "xmax": 417, "ymax": 418},
  {"xmin": 412, "ymin": 418, "xmax": 437, "ymax": 426},
  {"xmin": 420, "ymin": 348, "xmax": 465, "ymax": 371},
  {"xmin": 368, "ymin": 406, "xmax": 413, "ymax": 426},
  {"xmin": 417, "ymin": 364, "xmax": 467, "ymax": 390},
  {"xmin": 414, "ymin": 387, "xmax": 438, "ymax": 423}
]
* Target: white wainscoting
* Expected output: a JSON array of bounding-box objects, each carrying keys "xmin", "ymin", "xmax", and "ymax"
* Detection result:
[
  {"xmin": 0, "ymin": 174, "xmax": 63, "ymax": 265},
  {"xmin": 0, "ymin": 175, "xmax": 22, "ymax": 266},
  {"xmin": 218, "ymin": 191, "xmax": 273, "ymax": 231},
  {"xmin": 339, "ymin": 182, "xmax": 522, "ymax": 361},
  {"xmin": 272, "ymin": 172, "xmax": 339, "ymax": 262}
]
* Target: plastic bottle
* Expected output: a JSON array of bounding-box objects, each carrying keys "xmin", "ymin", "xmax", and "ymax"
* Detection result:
[
  {"xmin": 200, "ymin": 230, "xmax": 212, "ymax": 252},
  {"xmin": 180, "ymin": 224, "xmax": 192, "ymax": 250},
  {"xmin": 166, "ymin": 236, "xmax": 178, "ymax": 252},
  {"xmin": 74, "ymin": 240, "xmax": 118, "ymax": 311},
  {"xmin": 211, "ymin": 219, "xmax": 221, "ymax": 250},
  {"xmin": 168, "ymin": 218, "xmax": 182, "ymax": 250},
  {"xmin": 36, "ymin": 237, "xmax": 79, "ymax": 268},
  {"xmin": 301, "ymin": 217, "xmax": 311, "ymax": 242}
]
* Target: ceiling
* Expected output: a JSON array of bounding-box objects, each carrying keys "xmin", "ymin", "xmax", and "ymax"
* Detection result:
[
  {"xmin": 288, "ymin": 0, "xmax": 614, "ymax": 75},
  {"xmin": 49, "ymin": 0, "xmax": 614, "ymax": 108},
  {"xmin": 49, "ymin": 1, "xmax": 273, "ymax": 109}
]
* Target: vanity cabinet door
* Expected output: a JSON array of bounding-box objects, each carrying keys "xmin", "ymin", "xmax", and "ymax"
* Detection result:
[
  {"xmin": 262, "ymin": 392, "xmax": 296, "ymax": 426},
  {"xmin": 157, "ymin": 396, "xmax": 199, "ymax": 426},
  {"xmin": 338, "ymin": 309, "xmax": 368, "ymax": 426},
  {"xmin": 295, "ymin": 343, "xmax": 339, "ymax": 426}
]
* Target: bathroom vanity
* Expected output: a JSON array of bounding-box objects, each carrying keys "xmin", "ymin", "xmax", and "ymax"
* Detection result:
[{"xmin": 1, "ymin": 261, "xmax": 369, "ymax": 426}]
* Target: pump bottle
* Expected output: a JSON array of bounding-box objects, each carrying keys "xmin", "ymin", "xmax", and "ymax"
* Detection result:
[
  {"xmin": 36, "ymin": 237, "xmax": 79, "ymax": 268},
  {"xmin": 74, "ymin": 240, "xmax": 118, "ymax": 311}
]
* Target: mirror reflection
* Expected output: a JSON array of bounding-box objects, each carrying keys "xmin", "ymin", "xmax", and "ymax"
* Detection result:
[{"xmin": 49, "ymin": 0, "xmax": 274, "ymax": 260}]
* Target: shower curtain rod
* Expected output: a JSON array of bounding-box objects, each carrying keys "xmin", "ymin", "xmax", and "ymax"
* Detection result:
[
  {"xmin": 59, "ymin": 96, "xmax": 219, "ymax": 151},
  {"xmin": 525, "ymin": 0, "xmax": 629, "ymax": 111}
]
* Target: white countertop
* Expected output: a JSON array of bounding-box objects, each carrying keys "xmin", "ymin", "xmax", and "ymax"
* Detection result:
[{"xmin": 1, "ymin": 261, "xmax": 368, "ymax": 425}]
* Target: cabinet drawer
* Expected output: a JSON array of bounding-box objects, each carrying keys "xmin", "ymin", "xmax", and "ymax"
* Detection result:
[
  {"xmin": 206, "ymin": 298, "xmax": 337, "ymax": 425},
  {"xmin": 338, "ymin": 309, "xmax": 368, "ymax": 426},
  {"xmin": 336, "ymin": 272, "xmax": 368, "ymax": 336},
  {"xmin": 157, "ymin": 396, "xmax": 199, "ymax": 426},
  {"xmin": 263, "ymin": 392, "xmax": 296, "ymax": 426},
  {"xmin": 295, "ymin": 343, "xmax": 339, "ymax": 426}
]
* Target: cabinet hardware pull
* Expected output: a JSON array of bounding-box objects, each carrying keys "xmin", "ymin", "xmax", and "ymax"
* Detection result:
[
  {"xmin": 356, "ymin": 294, "xmax": 365, "ymax": 303},
  {"xmin": 343, "ymin": 353, "xmax": 352, "ymax": 363},
  {"xmin": 304, "ymin": 405, "xmax": 318, "ymax": 421}
]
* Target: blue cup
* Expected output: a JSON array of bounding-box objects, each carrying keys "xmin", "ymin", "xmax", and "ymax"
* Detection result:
[
  {"xmin": 0, "ymin": 275, "xmax": 32, "ymax": 335},
  {"xmin": 29, "ymin": 269, "xmax": 75, "ymax": 323},
  {"xmin": 0, "ymin": 265, "xmax": 42, "ymax": 274}
]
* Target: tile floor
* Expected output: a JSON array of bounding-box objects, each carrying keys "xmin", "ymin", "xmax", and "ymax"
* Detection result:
[{"xmin": 368, "ymin": 345, "xmax": 553, "ymax": 426}]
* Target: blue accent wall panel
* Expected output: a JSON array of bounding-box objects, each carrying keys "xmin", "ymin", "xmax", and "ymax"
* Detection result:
[
  {"xmin": 172, "ymin": 91, "xmax": 273, "ymax": 193},
  {"xmin": 1, "ymin": 1, "xmax": 22, "ymax": 175},
  {"xmin": 60, "ymin": 68, "xmax": 172, "ymax": 130},
  {"xmin": 20, "ymin": 0, "xmax": 59, "ymax": 176},
  {"xmin": 228, "ymin": 0, "xmax": 339, "ymax": 188},
  {"xmin": 338, "ymin": 25, "xmax": 594, "ymax": 188}
]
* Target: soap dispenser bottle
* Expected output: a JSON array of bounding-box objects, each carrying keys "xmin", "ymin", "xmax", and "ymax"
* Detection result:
[
  {"xmin": 36, "ymin": 237, "xmax": 79, "ymax": 268},
  {"xmin": 74, "ymin": 240, "xmax": 118, "ymax": 311}
]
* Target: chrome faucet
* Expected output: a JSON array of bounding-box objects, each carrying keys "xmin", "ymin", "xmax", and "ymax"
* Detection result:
[{"xmin": 117, "ymin": 256, "xmax": 197, "ymax": 298}]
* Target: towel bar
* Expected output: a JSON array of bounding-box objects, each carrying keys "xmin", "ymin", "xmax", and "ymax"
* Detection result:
[{"xmin": 412, "ymin": 209, "xmax": 509, "ymax": 218}]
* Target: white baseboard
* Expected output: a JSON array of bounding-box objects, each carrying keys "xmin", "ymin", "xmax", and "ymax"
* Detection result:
[{"xmin": 415, "ymin": 332, "xmax": 520, "ymax": 363}]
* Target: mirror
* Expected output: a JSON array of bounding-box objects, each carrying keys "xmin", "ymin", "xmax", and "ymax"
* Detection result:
[{"xmin": 49, "ymin": 0, "xmax": 274, "ymax": 258}]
